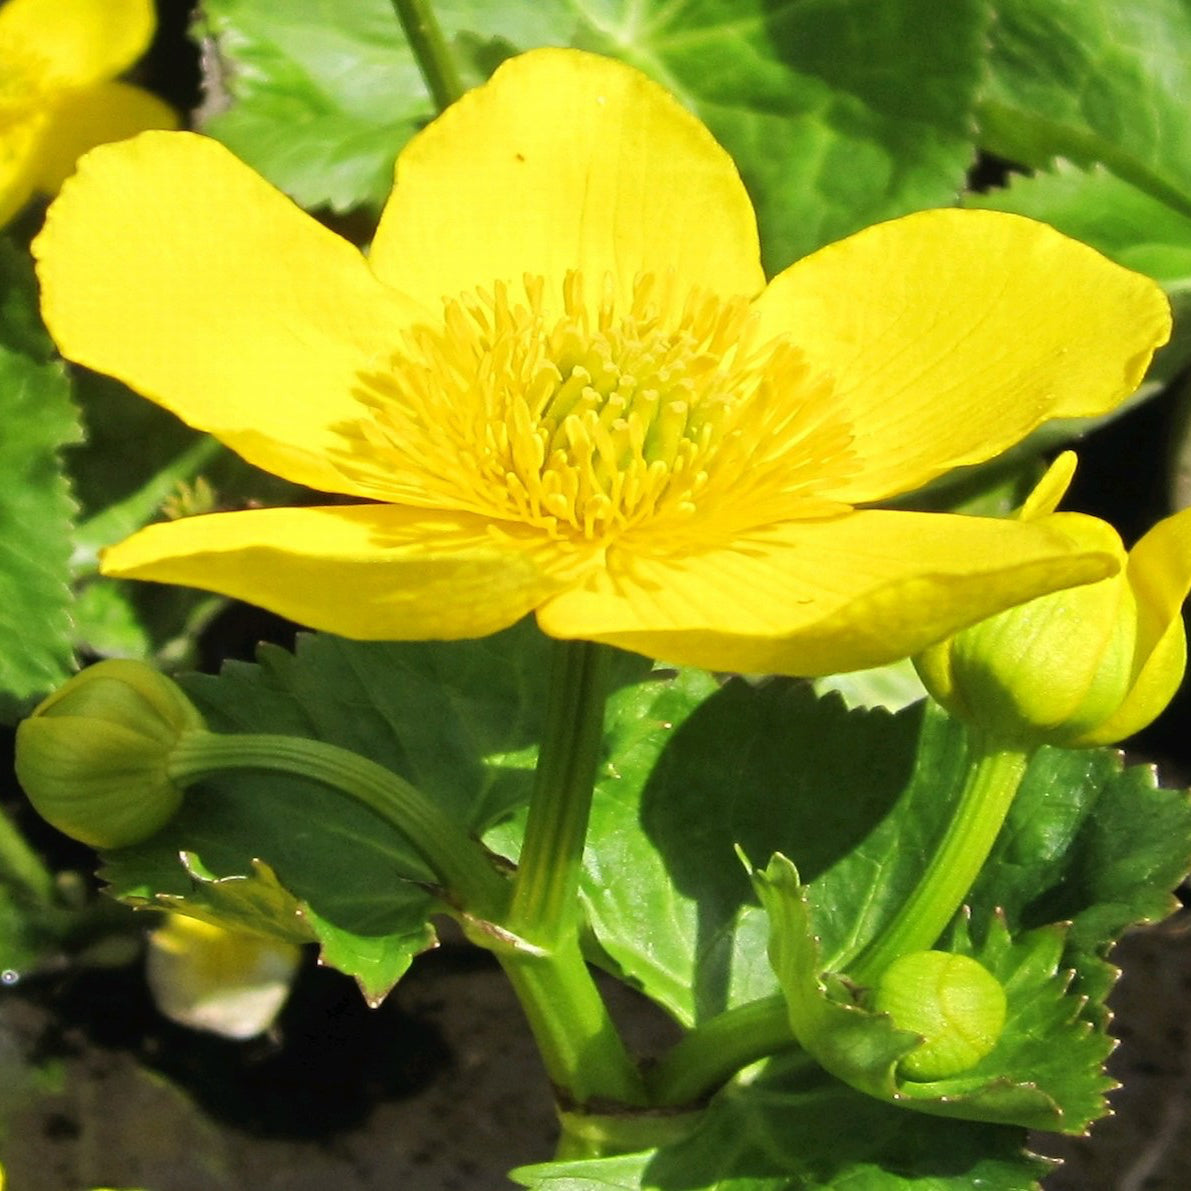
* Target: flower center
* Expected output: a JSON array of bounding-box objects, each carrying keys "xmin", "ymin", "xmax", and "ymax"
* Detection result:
[{"xmin": 339, "ymin": 273, "xmax": 857, "ymax": 544}]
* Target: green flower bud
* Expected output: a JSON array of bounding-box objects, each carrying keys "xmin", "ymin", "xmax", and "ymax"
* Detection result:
[
  {"xmin": 871, "ymin": 950, "xmax": 1007, "ymax": 1081},
  {"xmin": 15, "ymin": 659, "xmax": 205, "ymax": 849},
  {"xmin": 915, "ymin": 453, "xmax": 1191, "ymax": 748}
]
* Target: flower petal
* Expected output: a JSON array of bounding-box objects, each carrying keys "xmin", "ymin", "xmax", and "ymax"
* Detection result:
[
  {"xmin": 753, "ymin": 209, "xmax": 1171, "ymax": 503},
  {"xmin": 100, "ymin": 505, "xmax": 581, "ymax": 641},
  {"xmin": 369, "ymin": 48, "xmax": 764, "ymax": 313},
  {"xmin": 1076, "ymin": 506, "xmax": 1191, "ymax": 745},
  {"xmin": 1018, "ymin": 451, "xmax": 1078, "ymax": 522},
  {"xmin": 35, "ymin": 131, "xmax": 423, "ymax": 495},
  {"xmin": 0, "ymin": 0, "xmax": 154, "ymax": 88},
  {"xmin": 31, "ymin": 80, "xmax": 177, "ymax": 195},
  {"xmin": 0, "ymin": 117, "xmax": 42, "ymax": 227},
  {"xmin": 535, "ymin": 510, "xmax": 1122, "ymax": 675}
]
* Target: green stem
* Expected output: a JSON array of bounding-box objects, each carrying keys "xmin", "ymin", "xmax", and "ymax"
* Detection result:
[
  {"xmin": 492, "ymin": 639, "xmax": 646, "ymax": 1109},
  {"xmin": 0, "ymin": 803, "xmax": 56, "ymax": 907},
  {"xmin": 500, "ymin": 939, "xmax": 648, "ymax": 1109},
  {"xmin": 389, "ymin": 0, "xmax": 464, "ymax": 111},
  {"xmin": 508, "ymin": 639, "xmax": 611, "ymax": 946},
  {"xmin": 554, "ymin": 1104, "xmax": 704, "ymax": 1160},
  {"xmin": 168, "ymin": 732, "xmax": 506, "ymax": 919},
  {"xmin": 647, "ymin": 994, "xmax": 799, "ymax": 1106},
  {"xmin": 850, "ymin": 731, "xmax": 1031, "ymax": 985}
]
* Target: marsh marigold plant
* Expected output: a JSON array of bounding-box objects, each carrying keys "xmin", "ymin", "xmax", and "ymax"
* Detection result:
[
  {"xmin": 0, "ymin": 0, "xmax": 175, "ymax": 227},
  {"xmin": 34, "ymin": 50, "xmax": 1171, "ymax": 675}
]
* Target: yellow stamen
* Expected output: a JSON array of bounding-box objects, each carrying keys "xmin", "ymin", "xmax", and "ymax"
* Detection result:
[{"xmin": 339, "ymin": 273, "xmax": 859, "ymax": 543}]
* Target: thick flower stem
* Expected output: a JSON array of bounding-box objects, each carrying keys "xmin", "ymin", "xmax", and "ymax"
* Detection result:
[
  {"xmin": 389, "ymin": 0, "xmax": 464, "ymax": 111},
  {"xmin": 496, "ymin": 639, "xmax": 647, "ymax": 1112},
  {"xmin": 849, "ymin": 731, "xmax": 1031, "ymax": 985},
  {"xmin": 167, "ymin": 732, "xmax": 507, "ymax": 919},
  {"xmin": 647, "ymin": 993, "xmax": 800, "ymax": 1107},
  {"xmin": 508, "ymin": 639, "xmax": 611, "ymax": 946},
  {"xmin": 499, "ymin": 941, "xmax": 648, "ymax": 1111}
]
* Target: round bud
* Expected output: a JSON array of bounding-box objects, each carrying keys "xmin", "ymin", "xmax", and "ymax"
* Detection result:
[
  {"xmin": 15, "ymin": 659, "xmax": 205, "ymax": 848},
  {"xmin": 871, "ymin": 950, "xmax": 1007, "ymax": 1081}
]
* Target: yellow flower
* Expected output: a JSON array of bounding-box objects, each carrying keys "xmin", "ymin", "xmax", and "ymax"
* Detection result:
[
  {"xmin": 0, "ymin": 0, "xmax": 175, "ymax": 227},
  {"xmin": 146, "ymin": 914, "xmax": 301, "ymax": 1040},
  {"xmin": 916, "ymin": 453, "xmax": 1191, "ymax": 747},
  {"xmin": 34, "ymin": 50, "xmax": 1171, "ymax": 676}
]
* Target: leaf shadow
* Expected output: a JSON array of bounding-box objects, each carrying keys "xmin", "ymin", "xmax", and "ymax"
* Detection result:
[{"xmin": 640, "ymin": 678, "xmax": 920, "ymax": 1021}]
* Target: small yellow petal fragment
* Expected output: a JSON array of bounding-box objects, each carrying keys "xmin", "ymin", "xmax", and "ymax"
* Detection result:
[{"xmin": 147, "ymin": 914, "xmax": 302, "ymax": 1039}]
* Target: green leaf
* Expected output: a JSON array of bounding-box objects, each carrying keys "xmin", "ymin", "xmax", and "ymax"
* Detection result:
[
  {"xmin": 304, "ymin": 901, "xmax": 435, "ymax": 1007},
  {"xmin": 971, "ymin": 163, "xmax": 1191, "ymax": 286},
  {"xmin": 631, "ymin": 0, "xmax": 988, "ymax": 271},
  {"xmin": 580, "ymin": 679, "xmax": 1181, "ymax": 1130},
  {"xmin": 68, "ymin": 578, "xmax": 226, "ymax": 666},
  {"xmin": 768, "ymin": 703, "xmax": 1187, "ymax": 978},
  {"xmin": 977, "ymin": 0, "xmax": 1191, "ymax": 220},
  {"xmin": 514, "ymin": 1052, "xmax": 1050, "ymax": 1190},
  {"xmin": 932, "ymin": 916, "xmax": 1114, "ymax": 1133},
  {"xmin": 575, "ymin": 666, "xmax": 728, "ymax": 1023},
  {"xmin": 67, "ymin": 372, "xmax": 205, "ymax": 534},
  {"xmin": 144, "ymin": 851, "xmax": 314, "ymax": 944},
  {"xmin": 973, "ymin": 3, "xmax": 1191, "ymax": 393},
  {"xmin": 98, "ymin": 622, "xmax": 557, "ymax": 1001},
  {"xmin": 197, "ymin": 0, "xmax": 568, "ymax": 217},
  {"xmin": 754, "ymin": 856, "xmax": 1113, "ymax": 1132},
  {"xmin": 756, "ymin": 844, "xmax": 1113, "ymax": 1132},
  {"xmin": 742, "ymin": 701, "xmax": 1187, "ymax": 1134},
  {"xmin": 813, "ymin": 657, "xmax": 928, "ymax": 713},
  {"xmin": 0, "ymin": 240, "xmax": 82, "ymax": 717},
  {"xmin": 0, "ymin": 802, "xmax": 76, "ymax": 974},
  {"xmin": 200, "ymin": 0, "xmax": 987, "ymax": 267},
  {"xmin": 965, "ymin": 742, "xmax": 1191, "ymax": 997},
  {"xmin": 577, "ymin": 680, "xmax": 924, "ymax": 1025}
]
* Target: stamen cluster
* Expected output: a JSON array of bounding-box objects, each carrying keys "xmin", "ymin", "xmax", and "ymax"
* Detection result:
[{"xmin": 340, "ymin": 273, "xmax": 858, "ymax": 544}]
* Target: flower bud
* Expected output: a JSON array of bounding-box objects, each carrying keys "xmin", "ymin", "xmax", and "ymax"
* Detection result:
[
  {"xmin": 15, "ymin": 659, "xmax": 205, "ymax": 848},
  {"xmin": 915, "ymin": 454, "xmax": 1191, "ymax": 748},
  {"xmin": 870, "ymin": 950, "xmax": 1007, "ymax": 1081}
]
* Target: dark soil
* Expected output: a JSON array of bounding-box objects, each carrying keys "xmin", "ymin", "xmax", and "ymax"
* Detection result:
[
  {"xmin": 1, "ymin": 937, "xmax": 559, "ymax": 1190},
  {"xmin": 1, "ymin": 905, "xmax": 1189, "ymax": 1190}
]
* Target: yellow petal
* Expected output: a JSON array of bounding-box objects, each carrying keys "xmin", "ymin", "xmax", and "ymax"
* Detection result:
[
  {"xmin": 0, "ymin": 0, "xmax": 154, "ymax": 89},
  {"xmin": 369, "ymin": 48, "xmax": 764, "ymax": 315},
  {"xmin": 35, "ymin": 131, "xmax": 423, "ymax": 495},
  {"xmin": 1018, "ymin": 451, "xmax": 1078, "ymax": 521},
  {"xmin": 31, "ymin": 80, "xmax": 177, "ymax": 195},
  {"xmin": 754, "ymin": 209, "xmax": 1171, "ymax": 504},
  {"xmin": 0, "ymin": 116, "xmax": 42, "ymax": 227},
  {"xmin": 536, "ymin": 509, "xmax": 1121, "ymax": 675},
  {"xmin": 1075, "ymin": 506, "xmax": 1191, "ymax": 745},
  {"xmin": 100, "ymin": 505, "xmax": 582, "ymax": 641},
  {"xmin": 147, "ymin": 915, "xmax": 301, "ymax": 1040}
]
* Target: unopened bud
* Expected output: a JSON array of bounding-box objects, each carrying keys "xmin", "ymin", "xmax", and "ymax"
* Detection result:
[
  {"xmin": 15, "ymin": 659, "xmax": 205, "ymax": 848},
  {"xmin": 871, "ymin": 950, "xmax": 1007, "ymax": 1081},
  {"xmin": 916, "ymin": 454, "xmax": 1191, "ymax": 748}
]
